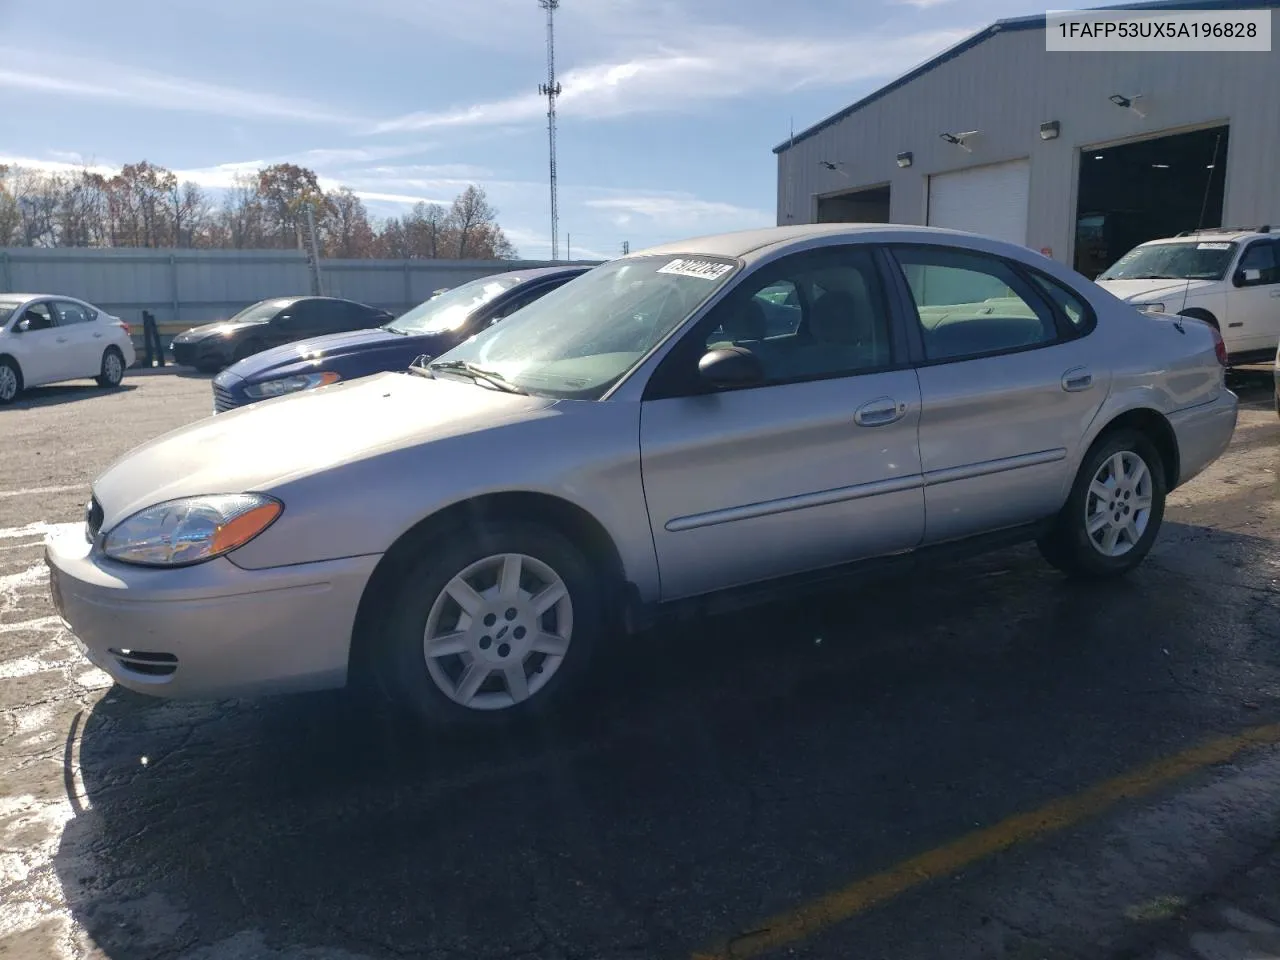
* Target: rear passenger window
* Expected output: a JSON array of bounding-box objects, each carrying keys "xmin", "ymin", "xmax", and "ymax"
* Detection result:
[
  {"xmin": 52, "ymin": 301, "xmax": 91, "ymax": 324},
  {"xmin": 1028, "ymin": 271, "xmax": 1093, "ymax": 332},
  {"xmin": 892, "ymin": 247, "xmax": 1058, "ymax": 362}
]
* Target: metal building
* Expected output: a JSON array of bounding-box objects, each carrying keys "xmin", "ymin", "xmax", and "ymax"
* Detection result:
[{"xmin": 774, "ymin": 0, "xmax": 1280, "ymax": 277}]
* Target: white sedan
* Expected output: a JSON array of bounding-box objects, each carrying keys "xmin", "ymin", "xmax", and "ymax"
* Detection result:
[{"xmin": 0, "ymin": 294, "xmax": 136, "ymax": 404}]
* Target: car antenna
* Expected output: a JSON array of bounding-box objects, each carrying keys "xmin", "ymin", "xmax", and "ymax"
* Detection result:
[{"xmin": 1180, "ymin": 132, "xmax": 1225, "ymax": 334}]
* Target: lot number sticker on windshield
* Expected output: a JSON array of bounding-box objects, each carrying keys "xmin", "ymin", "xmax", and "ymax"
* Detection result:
[
  {"xmin": 657, "ymin": 259, "xmax": 735, "ymax": 281},
  {"xmin": 1197, "ymin": 242, "xmax": 1232, "ymax": 250}
]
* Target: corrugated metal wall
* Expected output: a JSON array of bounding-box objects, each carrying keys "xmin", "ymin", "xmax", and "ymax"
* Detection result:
[
  {"xmin": 0, "ymin": 247, "xmax": 600, "ymax": 346},
  {"xmin": 775, "ymin": 25, "xmax": 1280, "ymax": 265}
]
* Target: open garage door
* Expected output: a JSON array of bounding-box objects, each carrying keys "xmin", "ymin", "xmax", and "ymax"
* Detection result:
[
  {"xmin": 816, "ymin": 184, "xmax": 891, "ymax": 224},
  {"xmin": 927, "ymin": 159, "xmax": 1030, "ymax": 246}
]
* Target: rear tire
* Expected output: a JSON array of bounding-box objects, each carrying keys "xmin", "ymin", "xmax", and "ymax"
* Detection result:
[
  {"xmin": 1037, "ymin": 429, "xmax": 1167, "ymax": 579},
  {"xmin": 0, "ymin": 357, "xmax": 22, "ymax": 405},
  {"xmin": 371, "ymin": 519, "xmax": 604, "ymax": 729},
  {"xmin": 96, "ymin": 347, "xmax": 125, "ymax": 388}
]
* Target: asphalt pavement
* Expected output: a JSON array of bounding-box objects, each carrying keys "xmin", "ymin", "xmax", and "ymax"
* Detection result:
[{"xmin": 2, "ymin": 368, "xmax": 1280, "ymax": 960}]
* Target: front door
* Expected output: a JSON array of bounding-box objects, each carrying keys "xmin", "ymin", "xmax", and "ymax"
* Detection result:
[
  {"xmin": 886, "ymin": 244, "xmax": 1110, "ymax": 545},
  {"xmin": 12, "ymin": 303, "xmax": 68, "ymax": 385},
  {"xmin": 639, "ymin": 244, "xmax": 924, "ymax": 601},
  {"xmin": 1225, "ymin": 239, "xmax": 1280, "ymax": 354}
]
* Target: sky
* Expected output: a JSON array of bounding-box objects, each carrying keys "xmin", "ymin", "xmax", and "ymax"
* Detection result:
[{"xmin": 0, "ymin": 0, "xmax": 1045, "ymax": 261}]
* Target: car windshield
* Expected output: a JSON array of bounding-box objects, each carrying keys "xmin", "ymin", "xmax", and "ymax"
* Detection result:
[
  {"xmin": 428, "ymin": 254, "xmax": 740, "ymax": 400},
  {"xmin": 0, "ymin": 302, "xmax": 22, "ymax": 327},
  {"xmin": 1098, "ymin": 241, "xmax": 1238, "ymax": 281},
  {"xmin": 227, "ymin": 299, "xmax": 292, "ymax": 323},
  {"xmin": 387, "ymin": 276, "xmax": 522, "ymax": 335}
]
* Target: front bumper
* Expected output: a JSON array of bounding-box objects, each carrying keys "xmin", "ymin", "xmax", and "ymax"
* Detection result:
[
  {"xmin": 1168, "ymin": 389, "xmax": 1239, "ymax": 488},
  {"xmin": 45, "ymin": 525, "xmax": 380, "ymax": 699},
  {"xmin": 212, "ymin": 370, "xmax": 252, "ymax": 413}
]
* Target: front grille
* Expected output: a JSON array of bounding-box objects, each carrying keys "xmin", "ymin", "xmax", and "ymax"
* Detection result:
[
  {"xmin": 85, "ymin": 497, "xmax": 104, "ymax": 542},
  {"xmin": 171, "ymin": 342, "xmax": 199, "ymax": 367},
  {"xmin": 107, "ymin": 648, "xmax": 179, "ymax": 678},
  {"xmin": 212, "ymin": 383, "xmax": 242, "ymax": 413}
]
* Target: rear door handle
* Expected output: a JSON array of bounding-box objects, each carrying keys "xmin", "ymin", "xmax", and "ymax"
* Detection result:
[
  {"xmin": 93, "ymin": 331, "xmax": 103, "ymax": 338},
  {"xmin": 1270, "ymin": 290, "xmax": 1280, "ymax": 298},
  {"xmin": 1062, "ymin": 367, "xmax": 1093, "ymax": 392},
  {"xmin": 854, "ymin": 397, "xmax": 907, "ymax": 427},
  {"xmin": 56, "ymin": 337, "xmax": 68, "ymax": 344}
]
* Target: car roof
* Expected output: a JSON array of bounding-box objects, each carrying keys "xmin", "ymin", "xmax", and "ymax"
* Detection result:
[
  {"xmin": 496, "ymin": 265, "xmax": 592, "ymax": 283},
  {"xmin": 623, "ymin": 223, "xmax": 1043, "ymax": 265},
  {"xmin": 1141, "ymin": 229, "xmax": 1272, "ymax": 245}
]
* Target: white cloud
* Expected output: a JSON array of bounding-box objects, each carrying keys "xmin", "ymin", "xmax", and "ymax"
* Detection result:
[
  {"xmin": 895, "ymin": 0, "xmax": 958, "ymax": 7},
  {"xmin": 372, "ymin": 26, "xmax": 973, "ymax": 132},
  {"xmin": 586, "ymin": 196, "xmax": 769, "ymax": 231},
  {"xmin": 0, "ymin": 48, "xmax": 360, "ymax": 126}
]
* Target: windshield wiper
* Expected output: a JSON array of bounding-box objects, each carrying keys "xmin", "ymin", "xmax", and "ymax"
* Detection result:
[
  {"xmin": 429, "ymin": 359, "xmax": 526, "ymax": 394},
  {"xmin": 1123, "ymin": 274, "xmax": 1181, "ymax": 280}
]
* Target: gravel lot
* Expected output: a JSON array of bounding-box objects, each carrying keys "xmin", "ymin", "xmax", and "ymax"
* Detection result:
[{"xmin": 3, "ymin": 368, "xmax": 1280, "ymax": 960}]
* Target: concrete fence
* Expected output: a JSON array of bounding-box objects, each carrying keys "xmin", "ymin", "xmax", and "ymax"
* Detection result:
[{"xmin": 0, "ymin": 247, "xmax": 602, "ymax": 362}]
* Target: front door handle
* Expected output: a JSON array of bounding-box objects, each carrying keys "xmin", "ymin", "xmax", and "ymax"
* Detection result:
[
  {"xmin": 1270, "ymin": 290, "xmax": 1280, "ymax": 298},
  {"xmin": 56, "ymin": 337, "xmax": 68, "ymax": 344},
  {"xmin": 1062, "ymin": 367, "xmax": 1093, "ymax": 392},
  {"xmin": 93, "ymin": 331, "xmax": 103, "ymax": 338},
  {"xmin": 854, "ymin": 397, "xmax": 907, "ymax": 427}
]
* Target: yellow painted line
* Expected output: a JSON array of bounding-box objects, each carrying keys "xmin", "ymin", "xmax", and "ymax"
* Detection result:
[{"xmin": 692, "ymin": 722, "xmax": 1280, "ymax": 960}]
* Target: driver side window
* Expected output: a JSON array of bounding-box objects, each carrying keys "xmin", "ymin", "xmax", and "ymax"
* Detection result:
[
  {"xmin": 1238, "ymin": 241, "xmax": 1279, "ymax": 285},
  {"xmin": 699, "ymin": 246, "xmax": 893, "ymax": 386},
  {"xmin": 21, "ymin": 303, "xmax": 55, "ymax": 332}
]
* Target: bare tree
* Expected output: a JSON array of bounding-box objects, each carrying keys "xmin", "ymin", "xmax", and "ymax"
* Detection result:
[{"xmin": 321, "ymin": 187, "xmax": 377, "ymax": 258}]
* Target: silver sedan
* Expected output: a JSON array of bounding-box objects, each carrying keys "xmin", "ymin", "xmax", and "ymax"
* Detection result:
[{"xmin": 46, "ymin": 224, "xmax": 1238, "ymax": 725}]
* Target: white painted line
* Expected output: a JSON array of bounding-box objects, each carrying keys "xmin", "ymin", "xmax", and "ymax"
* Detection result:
[
  {"xmin": 0, "ymin": 521, "xmax": 82, "ymax": 540},
  {"xmin": 0, "ymin": 484, "xmax": 84, "ymax": 500},
  {"xmin": 0, "ymin": 564, "xmax": 46, "ymax": 592}
]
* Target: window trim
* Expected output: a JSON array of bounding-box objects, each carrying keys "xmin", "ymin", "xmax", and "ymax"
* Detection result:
[
  {"xmin": 642, "ymin": 243, "xmax": 911, "ymax": 402},
  {"xmin": 883, "ymin": 243, "xmax": 1076, "ymax": 367}
]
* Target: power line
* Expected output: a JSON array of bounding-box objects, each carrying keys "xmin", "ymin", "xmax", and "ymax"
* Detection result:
[{"xmin": 537, "ymin": 0, "xmax": 562, "ymax": 260}]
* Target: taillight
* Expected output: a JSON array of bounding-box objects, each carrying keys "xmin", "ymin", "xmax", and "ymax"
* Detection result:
[
  {"xmin": 1210, "ymin": 326, "xmax": 1228, "ymax": 367},
  {"xmin": 119, "ymin": 321, "xmax": 130, "ymax": 335}
]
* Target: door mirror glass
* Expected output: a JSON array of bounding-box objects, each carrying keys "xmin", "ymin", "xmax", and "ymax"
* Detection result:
[
  {"xmin": 15, "ymin": 318, "xmax": 30, "ymax": 333},
  {"xmin": 698, "ymin": 346, "xmax": 764, "ymax": 388}
]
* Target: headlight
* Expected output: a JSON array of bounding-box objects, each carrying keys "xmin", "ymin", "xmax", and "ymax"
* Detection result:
[
  {"xmin": 1135, "ymin": 301, "xmax": 1166, "ymax": 314},
  {"xmin": 243, "ymin": 371, "xmax": 340, "ymax": 399},
  {"xmin": 102, "ymin": 494, "xmax": 282, "ymax": 567}
]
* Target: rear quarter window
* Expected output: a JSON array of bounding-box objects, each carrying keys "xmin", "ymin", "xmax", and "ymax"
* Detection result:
[{"xmin": 1026, "ymin": 269, "xmax": 1096, "ymax": 336}]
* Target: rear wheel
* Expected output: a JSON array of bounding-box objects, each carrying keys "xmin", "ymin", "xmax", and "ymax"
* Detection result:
[
  {"xmin": 96, "ymin": 347, "xmax": 125, "ymax": 388},
  {"xmin": 0, "ymin": 357, "xmax": 22, "ymax": 404},
  {"xmin": 372, "ymin": 520, "xmax": 603, "ymax": 728},
  {"xmin": 1037, "ymin": 429, "xmax": 1166, "ymax": 579}
]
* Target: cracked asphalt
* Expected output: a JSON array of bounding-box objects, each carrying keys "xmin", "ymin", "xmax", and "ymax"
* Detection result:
[{"xmin": 3, "ymin": 368, "xmax": 1280, "ymax": 960}]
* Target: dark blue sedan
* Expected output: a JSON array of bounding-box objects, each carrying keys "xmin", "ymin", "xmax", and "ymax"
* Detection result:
[{"xmin": 211, "ymin": 265, "xmax": 590, "ymax": 412}]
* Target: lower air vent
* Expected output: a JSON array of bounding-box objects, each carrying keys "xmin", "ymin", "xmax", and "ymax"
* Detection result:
[{"xmin": 107, "ymin": 648, "xmax": 179, "ymax": 678}]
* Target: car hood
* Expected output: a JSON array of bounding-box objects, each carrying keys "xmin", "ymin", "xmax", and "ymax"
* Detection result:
[
  {"xmin": 1095, "ymin": 278, "xmax": 1216, "ymax": 303},
  {"xmin": 226, "ymin": 327, "xmax": 432, "ymax": 380},
  {"xmin": 92, "ymin": 372, "xmax": 556, "ymax": 530},
  {"xmin": 176, "ymin": 319, "xmax": 267, "ymax": 341}
]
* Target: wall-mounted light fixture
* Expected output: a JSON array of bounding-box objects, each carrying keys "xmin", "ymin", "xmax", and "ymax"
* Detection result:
[
  {"xmin": 1039, "ymin": 120, "xmax": 1060, "ymax": 141},
  {"xmin": 939, "ymin": 131, "xmax": 977, "ymax": 153},
  {"xmin": 896, "ymin": 151, "xmax": 913, "ymax": 168},
  {"xmin": 1108, "ymin": 93, "xmax": 1147, "ymax": 118}
]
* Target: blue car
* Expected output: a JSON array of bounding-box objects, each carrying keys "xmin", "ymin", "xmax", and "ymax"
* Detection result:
[{"xmin": 211, "ymin": 265, "xmax": 590, "ymax": 412}]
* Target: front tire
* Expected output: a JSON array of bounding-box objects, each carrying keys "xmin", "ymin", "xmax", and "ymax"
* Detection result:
[
  {"xmin": 1037, "ymin": 429, "xmax": 1167, "ymax": 579},
  {"xmin": 96, "ymin": 347, "xmax": 125, "ymax": 388},
  {"xmin": 372, "ymin": 520, "xmax": 603, "ymax": 728},
  {"xmin": 0, "ymin": 357, "xmax": 22, "ymax": 404}
]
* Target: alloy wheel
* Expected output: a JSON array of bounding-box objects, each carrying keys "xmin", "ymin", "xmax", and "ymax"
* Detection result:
[
  {"xmin": 0, "ymin": 365, "xmax": 16, "ymax": 401},
  {"xmin": 1084, "ymin": 450, "xmax": 1154, "ymax": 557},
  {"xmin": 104, "ymin": 352, "xmax": 123, "ymax": 384}
]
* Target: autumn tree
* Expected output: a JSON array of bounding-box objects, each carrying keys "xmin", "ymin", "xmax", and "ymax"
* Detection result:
[
  {"xmin": 256, "ymin": 163, "xmax": 329, "ymax": 249},
  {"xmin": 321, "ymin": 187, "xmax": 377, "ymax": 258}
]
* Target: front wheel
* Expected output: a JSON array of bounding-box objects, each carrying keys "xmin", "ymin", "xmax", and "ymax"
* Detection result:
[
  {"xmin": 372, "ymin": 520, "xmax": 603, "ymax": 727},
  {"xmin": 1037, "ymin": 429, "xmax": 1167, "ymax": 579},
  {"xmin": 0, "ymin": 357, "xmax": 22, "ymax": 404}
]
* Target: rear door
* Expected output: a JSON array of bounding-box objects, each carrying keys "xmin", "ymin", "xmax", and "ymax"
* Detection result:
[
  {"xmin": 50, "ymin": 300, "xmax": 102, "ymax": 376},
  {"xmin": 639, "ymin": 244, "xmax": 924, "ymax": 600},
  {"xmin": 1226, "ymin": 239, "xmax": 1280, "ymax": 353},
  {"xmin": 885, "ymin": 244, "xmax": 1109, "ymax": 544}
]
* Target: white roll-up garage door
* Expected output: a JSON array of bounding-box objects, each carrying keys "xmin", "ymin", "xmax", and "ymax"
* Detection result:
[{"xmin": 927, "ymin": 159, "xmax": 1031, "ymax": 246}]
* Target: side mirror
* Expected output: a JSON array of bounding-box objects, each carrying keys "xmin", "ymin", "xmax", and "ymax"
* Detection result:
[
  {"xmin": 698, "ymin": 346, "xmax": 764, "ymax": 389},
  {"xmin": 14, "ymin": 318, "xmax": 30, "ymax": 333},
  {"xmin": 1235, "ymin": 268, "xmax": 1262, "ymax": 286}
]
